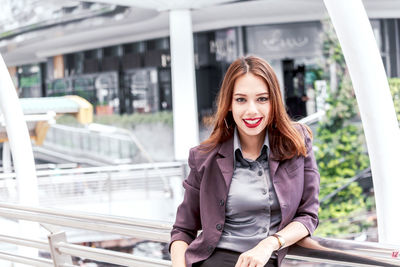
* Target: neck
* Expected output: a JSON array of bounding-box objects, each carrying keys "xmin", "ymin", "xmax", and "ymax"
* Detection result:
[{"xmin": 238, "ymin": 130, "xmax": 266, "ymax": 156}]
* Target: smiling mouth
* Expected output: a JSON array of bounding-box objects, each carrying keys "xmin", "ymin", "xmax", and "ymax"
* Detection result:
[{"xmin": 243, "ymin": 118, "xmax": 262, "ymax": 128}]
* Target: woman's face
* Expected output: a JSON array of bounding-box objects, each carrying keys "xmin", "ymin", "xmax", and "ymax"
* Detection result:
[{"xmin": 230, "ymin": 73, "xmax": 270, "ymax": 139}]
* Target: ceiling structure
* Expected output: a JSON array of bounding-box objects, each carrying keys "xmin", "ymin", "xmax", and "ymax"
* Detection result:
[{"xmin": 1, "ymin": 0, "xmax": 400, "ymax": 67}]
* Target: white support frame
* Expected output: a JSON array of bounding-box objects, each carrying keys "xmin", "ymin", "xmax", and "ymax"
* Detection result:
[
  {"xmin": 0, "ymin": 54, "xmax": 40, "ymax": 263},
  {"xmin": 0, "ymin": 55, "xmax": 39, "ymax": 205},
  {"xmin": 323, "ymin": 0, "xmax": 400, "ymax": 245}
]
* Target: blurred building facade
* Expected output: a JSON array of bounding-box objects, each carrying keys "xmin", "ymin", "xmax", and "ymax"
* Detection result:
[{"xmin": 1, "ymin": 0, "xmax": 400, "ymax": 120}]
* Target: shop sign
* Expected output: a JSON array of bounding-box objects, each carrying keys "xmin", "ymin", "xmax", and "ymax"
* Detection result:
[
  {"xmin": 210, "ymin": 28, "xmax": 238, "ymax": 63},
  {"xmin": 246, "ymin": 22, "xmax": 322, "ymax": 59}
]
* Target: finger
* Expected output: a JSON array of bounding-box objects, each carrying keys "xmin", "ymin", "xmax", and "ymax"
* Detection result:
[
  {"xmin": 241, "ymin": 255, "xmax": 250, "ymax": 267},
  {"xmin": 235, "ymin": 255, "xmax": 243, "ymax": 267}
]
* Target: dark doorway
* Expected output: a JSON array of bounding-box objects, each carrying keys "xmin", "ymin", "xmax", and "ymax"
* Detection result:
[{"xmin": 282, "ymin": 59, "xmax": 307, "ymax": 120}]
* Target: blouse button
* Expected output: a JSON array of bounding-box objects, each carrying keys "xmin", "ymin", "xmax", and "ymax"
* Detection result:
[
  {"xmin": 262, "ymin": 189, "xmax": 267, "ymax": 195},
  {"xmin": 258, "ymin": 170, "xmax": 263, "ymax": 176},
  {"xmin": 216, "ymin": 224, "xmax": 223, "ymax": 231},
  {"xmin": 219, "ymin": 199, "xmax": 225, "ymax": 206}
]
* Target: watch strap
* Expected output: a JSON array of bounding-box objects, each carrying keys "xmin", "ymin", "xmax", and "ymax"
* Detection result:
[{"xmin": 272, "ymin": 233, "xmax": 285, "ymax": 251}]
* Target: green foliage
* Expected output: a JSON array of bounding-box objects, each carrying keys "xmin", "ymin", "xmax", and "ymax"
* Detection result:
[
  {"xmin": 389, "ymin": 78, "xmax": 400, "ymax": 122},
  {"xmin": 321, "ymin": 74, "xmax": 358, "ymax": 131},
  {"xmin": 321, "ymin": 19, "xmax": 346, "ymax": 77},
  {"xmin": 315, "ymin": 111, "xmax": 371, "ymax": 237},
  {"xmin": 314, "ymin": 20, "xmax": 372, "ymax": 237},
  {"xmin": 94, "ymin": 112, "xmax": 173, "ymax": 128},
  {"xmin": 315, "ymin": 26, "xmax": 400, "ymax": 238},
  {"xmin": 57, "ymin": 111, "xmax": 173, "ymax": 128}
]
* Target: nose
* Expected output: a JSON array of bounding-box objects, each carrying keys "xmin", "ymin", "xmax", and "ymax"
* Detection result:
[{"xmin": 246, "ymin": 100, "xmax": 258, "ymax": 115}]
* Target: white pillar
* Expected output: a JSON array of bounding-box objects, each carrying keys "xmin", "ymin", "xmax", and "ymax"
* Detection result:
[
  {"xmin": 0, "ymin": 54, "xmax": 39, "ymax": 263},
  {"xmin": 324, "ymin": 0, "xmax": 400, "ymax": 245},
  {"xmin": 169, "ymin": 9, "xmax": 199, "ymax": 161},
  {"xmin": 2, "ymin": 141, "xmax": 11, "ymax": 173}
]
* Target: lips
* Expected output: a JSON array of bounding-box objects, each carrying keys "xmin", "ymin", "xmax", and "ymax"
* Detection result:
[{"xmin": 243, "ymin": 117, "xmax": 262, "ymax": 128}]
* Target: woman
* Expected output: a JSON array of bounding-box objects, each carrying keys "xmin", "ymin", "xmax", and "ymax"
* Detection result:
[{"xmin": 170, "ymin": 56, "xmax": 320, "ymax": 267}]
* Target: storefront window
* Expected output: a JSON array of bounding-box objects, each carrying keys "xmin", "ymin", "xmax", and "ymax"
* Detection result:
[
  {"xmin": 125, "ymin": 68, "xmax": 159, "ymax": 113},
  {"xmin": 18, "ymin": 64, "xmax": 42, "ymax": 98}
]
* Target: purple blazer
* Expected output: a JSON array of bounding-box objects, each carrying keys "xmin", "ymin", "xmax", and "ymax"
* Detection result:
[{"xmin": 170, "ymin": 125, "xmax": 320, "ymax": 267}]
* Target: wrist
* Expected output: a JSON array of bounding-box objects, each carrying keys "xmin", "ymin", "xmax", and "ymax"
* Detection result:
[
  {"xmin": 272, "ymin": 233, "xmax": 285, "ymax": 251},
  {"xmin": 259, "ymin": 236, "xmax": 280, "ymax": 251}
]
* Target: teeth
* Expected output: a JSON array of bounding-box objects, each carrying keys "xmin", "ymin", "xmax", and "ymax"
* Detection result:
[{"xmin": 244, "ymin": 118, "xmax": 261, "ymax": 125}]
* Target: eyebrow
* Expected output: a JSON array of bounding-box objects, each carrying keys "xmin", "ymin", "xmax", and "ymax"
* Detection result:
[{"xmin": 233, "ymin": 92, "xmax": 269, "ymax": 96}]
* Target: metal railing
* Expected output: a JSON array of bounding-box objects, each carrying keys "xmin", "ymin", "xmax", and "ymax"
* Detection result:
[
  {"xmin": 44, "ymin": 124, "xmax": 138, "ymax": 164},
  {"xmin": 0, "ymin": 162, "xmax": 186, "ymax": 207},
  {"xmin": 0, "ymin": 202, "xmax": 399, "ymax": 267}
]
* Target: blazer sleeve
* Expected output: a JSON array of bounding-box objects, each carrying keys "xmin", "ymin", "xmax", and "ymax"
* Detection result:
[
  {"xmin": 169, "ymin": 147, "xmax": 202, "ymax": 251},
  {"xmin": 292, "ymin": 125, "xmax": 320, "ymax": 235}
]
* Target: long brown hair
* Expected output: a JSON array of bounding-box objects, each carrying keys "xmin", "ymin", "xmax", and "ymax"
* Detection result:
[{"xmin": 201, "ymin": 56, "xmax": 310, "ymax": 160}]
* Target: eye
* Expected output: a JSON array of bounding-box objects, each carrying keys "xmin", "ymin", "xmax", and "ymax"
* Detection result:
[
  {"xmin": 258, "ymin": 97, "xmax": 269, "ymax": 102},
  {"xmin": 235, "ymin": 97, "xmax": 246, "ymax": 103}
]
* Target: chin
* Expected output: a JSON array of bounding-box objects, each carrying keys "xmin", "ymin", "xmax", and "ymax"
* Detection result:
[{"xmin": 239, "ymin": 126, "xmax": 266, "ymax": 137}]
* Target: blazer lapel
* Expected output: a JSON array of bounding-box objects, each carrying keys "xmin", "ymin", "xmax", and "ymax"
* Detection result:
[
  {"xmin": 268, "ymin": 148, "xmax": 280, "ymax": 179},
  {"xmin": 216, "ymin": 138, "xmax": 234, "ymax": 189}
]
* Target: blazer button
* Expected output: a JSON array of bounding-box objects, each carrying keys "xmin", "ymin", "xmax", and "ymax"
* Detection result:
[
  {"xmin": 216, "ymin": 224, "xmax": 223, "ymax": 231},
  {"xmin": 219, "ymin": 199, "xmax": 225, "ymax": 206},
  {"xmin": 258, "ymin": 170, "xmax": 263, "ymax": 176},
  {"xmin": 207, "ymin": 245, "xmax": 214, "ymax": 253}
]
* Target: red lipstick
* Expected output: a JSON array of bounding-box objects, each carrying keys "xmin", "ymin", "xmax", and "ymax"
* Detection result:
[{"xmin": 243, "ymin": 118, "xmax": 262, "ymax": 128}]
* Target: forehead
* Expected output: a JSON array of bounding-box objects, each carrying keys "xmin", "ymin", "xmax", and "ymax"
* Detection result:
[{"xmin": 233, "ymin": 73, "xmax": 269, "ymax": 95}]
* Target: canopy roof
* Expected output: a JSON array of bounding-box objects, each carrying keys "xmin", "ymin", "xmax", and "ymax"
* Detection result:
[{"xmin": 0, "ymin": 95, "xmax": 93, "ymax": 144}]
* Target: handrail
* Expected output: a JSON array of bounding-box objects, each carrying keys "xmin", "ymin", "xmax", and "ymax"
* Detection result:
[
  {"xmin": 0, "ymin": 202, "xmax": 172, "ymax": 231},
  {"xmin": 0, "ymin": 202, "xmax": 399, "ymax": 267},
  {"xmin": 0, "ymin": 234, "xmax": 49, "ymax": 251},
  {"xmin": 57, "ymin": 242, "xmax": 171, "ymax": 267},
  {"xmin": 0, "ymin": 161, "xmax": 184, "ymax": 179},
  {"xmin": 44, "ymin": 124, "xmax": 138, "ymax": 165},
  {"xmin": 298, "ymin": 110, "xmax": 326, "ymax": 125},
  {"xmin": 289, "ymin": 236, "xmax": 400, "ymax": 267},
  {"xmin": 0, "ymin": 206, "xmax": 171, "ymax": 243},
  {"xmin": 50, "ymin": 124, "xmax": 131, "ymax": 140},
  {"xmin": 0, "ymin": 251, "xmax": 54, "ymax": 267}
]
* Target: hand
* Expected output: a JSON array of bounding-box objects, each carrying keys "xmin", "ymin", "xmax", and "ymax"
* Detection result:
[{"xmin": 234, "ymin": 242, "xmax": 274, "ymax": 267}]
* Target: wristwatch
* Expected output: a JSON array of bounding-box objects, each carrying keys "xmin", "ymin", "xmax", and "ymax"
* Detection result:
[{"xmin": 272, "ymin": 233, "xmax": 285, "ymax": 251}]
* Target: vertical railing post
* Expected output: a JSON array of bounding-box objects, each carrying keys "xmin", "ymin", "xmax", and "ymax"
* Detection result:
[
  {"xmin": 107, "ymin": 172, "xmax": 112, "ymax": 214},
  {"xmin": 145, "ymin": 168, "xmax": 149, "ymax": 198},
  {"xmin": 48, "ymin": 232, "xmax": 73, "ymax": 267}
]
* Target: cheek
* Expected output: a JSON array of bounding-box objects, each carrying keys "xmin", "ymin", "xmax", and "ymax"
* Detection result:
[
  {"xmin": 231, "ymin": 105, "xmax": 243, "ymax": 121},
  {"xmin": 265, "ymin": 104, "xmax": 271, "ymax": 116}
]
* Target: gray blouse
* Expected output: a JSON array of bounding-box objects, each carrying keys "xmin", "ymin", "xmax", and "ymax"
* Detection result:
[{"xmin": 217, "ymin": 128, "xmax": 282, "ymax": 255}]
